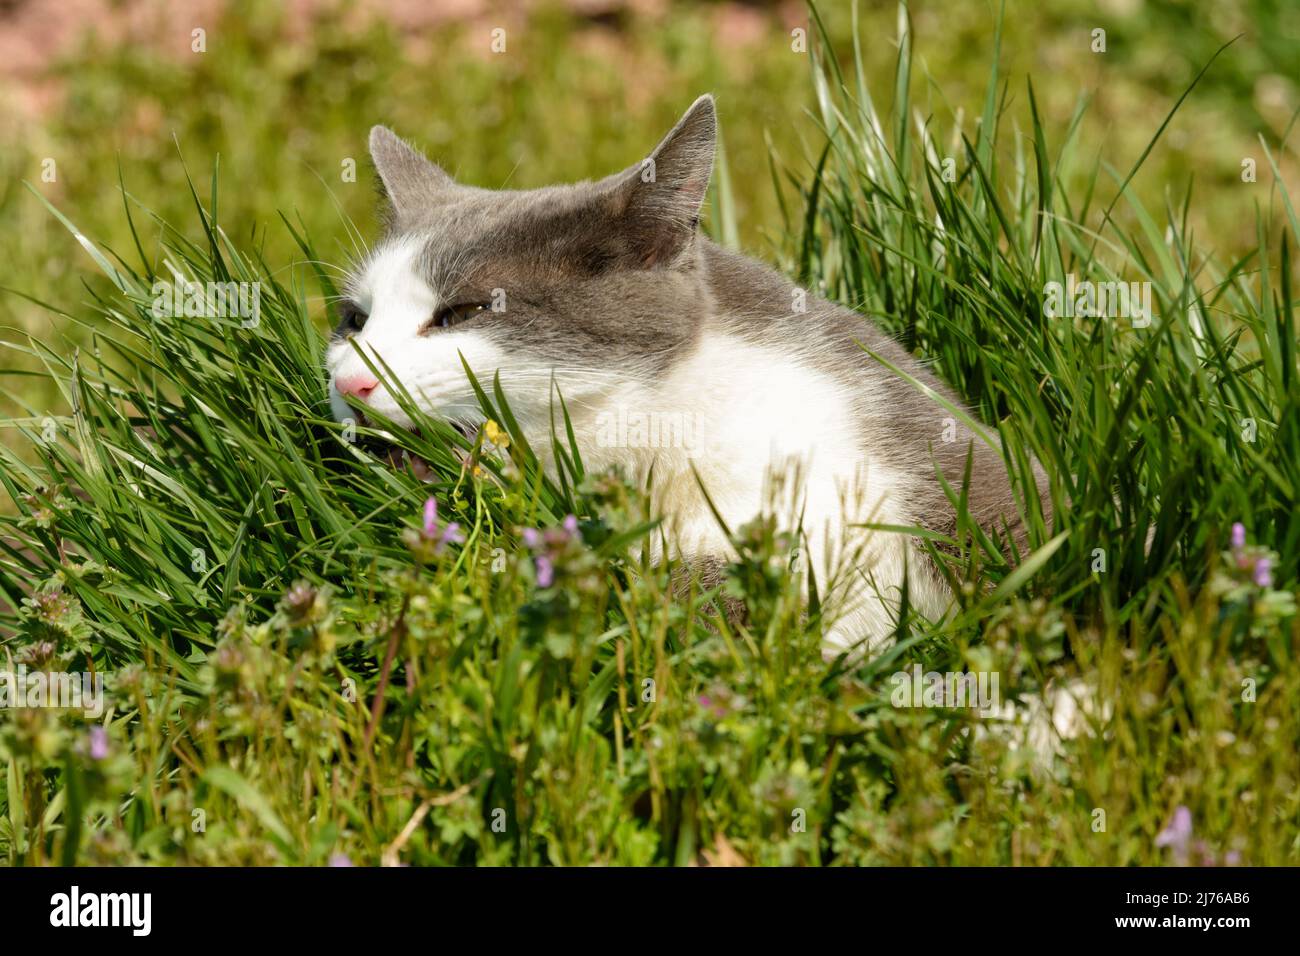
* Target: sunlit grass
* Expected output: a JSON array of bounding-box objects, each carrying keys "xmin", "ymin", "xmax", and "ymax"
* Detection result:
[{"xmin": 0, "ymin": 3, "xmax": 1296, "ymax": 866}]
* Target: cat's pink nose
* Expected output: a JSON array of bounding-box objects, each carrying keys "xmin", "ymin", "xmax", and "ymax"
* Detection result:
[{"xmin": 336, "ymin": 374, "xmax": 378, "ymax": 400}]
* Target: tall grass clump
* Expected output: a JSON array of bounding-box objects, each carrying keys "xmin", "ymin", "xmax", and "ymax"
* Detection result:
[{"xmin": 1, "ymin": 3, "xmax": 1296, "ymax": 865}]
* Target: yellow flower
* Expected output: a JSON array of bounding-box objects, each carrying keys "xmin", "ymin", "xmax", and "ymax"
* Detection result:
[{"xmin": 483, "ymin": 420, "xmax": 510, "ymax": 450}]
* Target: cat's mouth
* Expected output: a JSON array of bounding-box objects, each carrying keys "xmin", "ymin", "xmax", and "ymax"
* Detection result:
[
  {"xmin": 357, "ymin": 416, "xmax": 478, "ymax": 483},
  {"xmin": 350, "ymin": 404, "xmax": 476, "ymax": 439},
  {"xmin": 382, "ymin": 443, "xmax": 435, "ymax": 481}
]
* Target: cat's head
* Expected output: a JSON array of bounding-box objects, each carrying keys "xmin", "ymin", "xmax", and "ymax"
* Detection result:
[{"xmin": 326, "ymin": 95, "xmax": 717, "ymax": 435}]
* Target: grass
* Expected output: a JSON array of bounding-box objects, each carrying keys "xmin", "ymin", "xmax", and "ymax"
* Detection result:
[
  {"xmin": 4, "ymin": 0, "xmax": 1295, "ymax": 394},
  {"xmin": 0, "ymin": 2, "xmax": 1297, "ymax": 865}
]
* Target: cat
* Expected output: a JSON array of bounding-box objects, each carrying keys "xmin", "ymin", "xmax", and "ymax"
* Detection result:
[{"xmin": 325, "ymin": 95, "xmax": 1051, "ymax": 658}]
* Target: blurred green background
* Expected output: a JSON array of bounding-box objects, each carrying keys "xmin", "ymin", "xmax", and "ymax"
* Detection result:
[{"xmin": 0, "ymin": 0, "xmax": 1296, "ymax": 393}]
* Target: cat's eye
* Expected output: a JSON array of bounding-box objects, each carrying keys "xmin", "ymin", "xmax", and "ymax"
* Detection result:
[
  {"xmin": 423, "ymin": 302, "xmax": 489, "ymax": 334},
  {"xmin": 338, "ymin": 302, "xmax": 368, "ymax": 336}
]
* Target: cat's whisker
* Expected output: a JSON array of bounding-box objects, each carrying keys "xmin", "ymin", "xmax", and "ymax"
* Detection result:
[{"xmin": 324, "ymin": 94, "xmax": 1049, "ymax": 659}]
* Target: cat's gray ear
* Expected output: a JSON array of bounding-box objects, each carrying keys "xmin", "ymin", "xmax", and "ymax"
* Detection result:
[
  {"xmin": 369, "ymin": 126, "xmax": 454, "ymax": 217},
  {"xmin": 607, "ymin": 94, "xmax": 716, "ymax": 267}
]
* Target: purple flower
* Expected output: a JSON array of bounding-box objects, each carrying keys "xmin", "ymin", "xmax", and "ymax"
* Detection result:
[
  {"xmin": 698, "ymin": 693, "xmax": 730, "ymax": 718},
  {"xmin": 521, "ymin": 517, "xmax": 584, "ymax": 587},
  {"xmin": 535, "ymin": 555, "xmax": 555, "ymax": 588},
  {"xmin": 327, "ymin": 852, "xmax": 354, "ymax": 867},
  {"xmin": 88, "ymin": 726, "xmax": 109, "ymax": 761},
  {"xmin": 1231, "ymin": 522, "xmax": 1246, "ymax": 550},
  {"xmin": 1253, "ymin": 557, "xmax": 1273, "ymax": 588},
  {"xmin": 1155, "ymin": 805, "xmax": 1193, "ymax": 863},
  {"xmin": 419, "ymin": 498, "xmax": 464, "ymax": 553}
]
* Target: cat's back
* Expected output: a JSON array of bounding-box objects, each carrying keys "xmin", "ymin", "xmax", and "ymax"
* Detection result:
[
  {"xmin": 698, "ymin": 240, "xmax": 1046, "ymax": 546},
  {"xmin": 699, "ymin": 239, "xmax": 952, "ymax": 402}
]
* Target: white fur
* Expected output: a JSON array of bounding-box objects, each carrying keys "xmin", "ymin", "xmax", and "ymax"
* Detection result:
[
  {"xmin": 570, "ymin": 333, "xmax": 951, "ymax": 656},
  {"xmin": 328, "ymin": 241, "xmax": 953, "ymax": 655},
  {"xmin": 326, "ymin": 237, "xmax": 507, "ymax": 431}
]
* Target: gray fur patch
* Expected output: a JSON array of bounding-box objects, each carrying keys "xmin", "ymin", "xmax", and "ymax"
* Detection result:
[{"xmin": 344, "ymin": 95, "xmax": 1049, "ymax": 552}]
